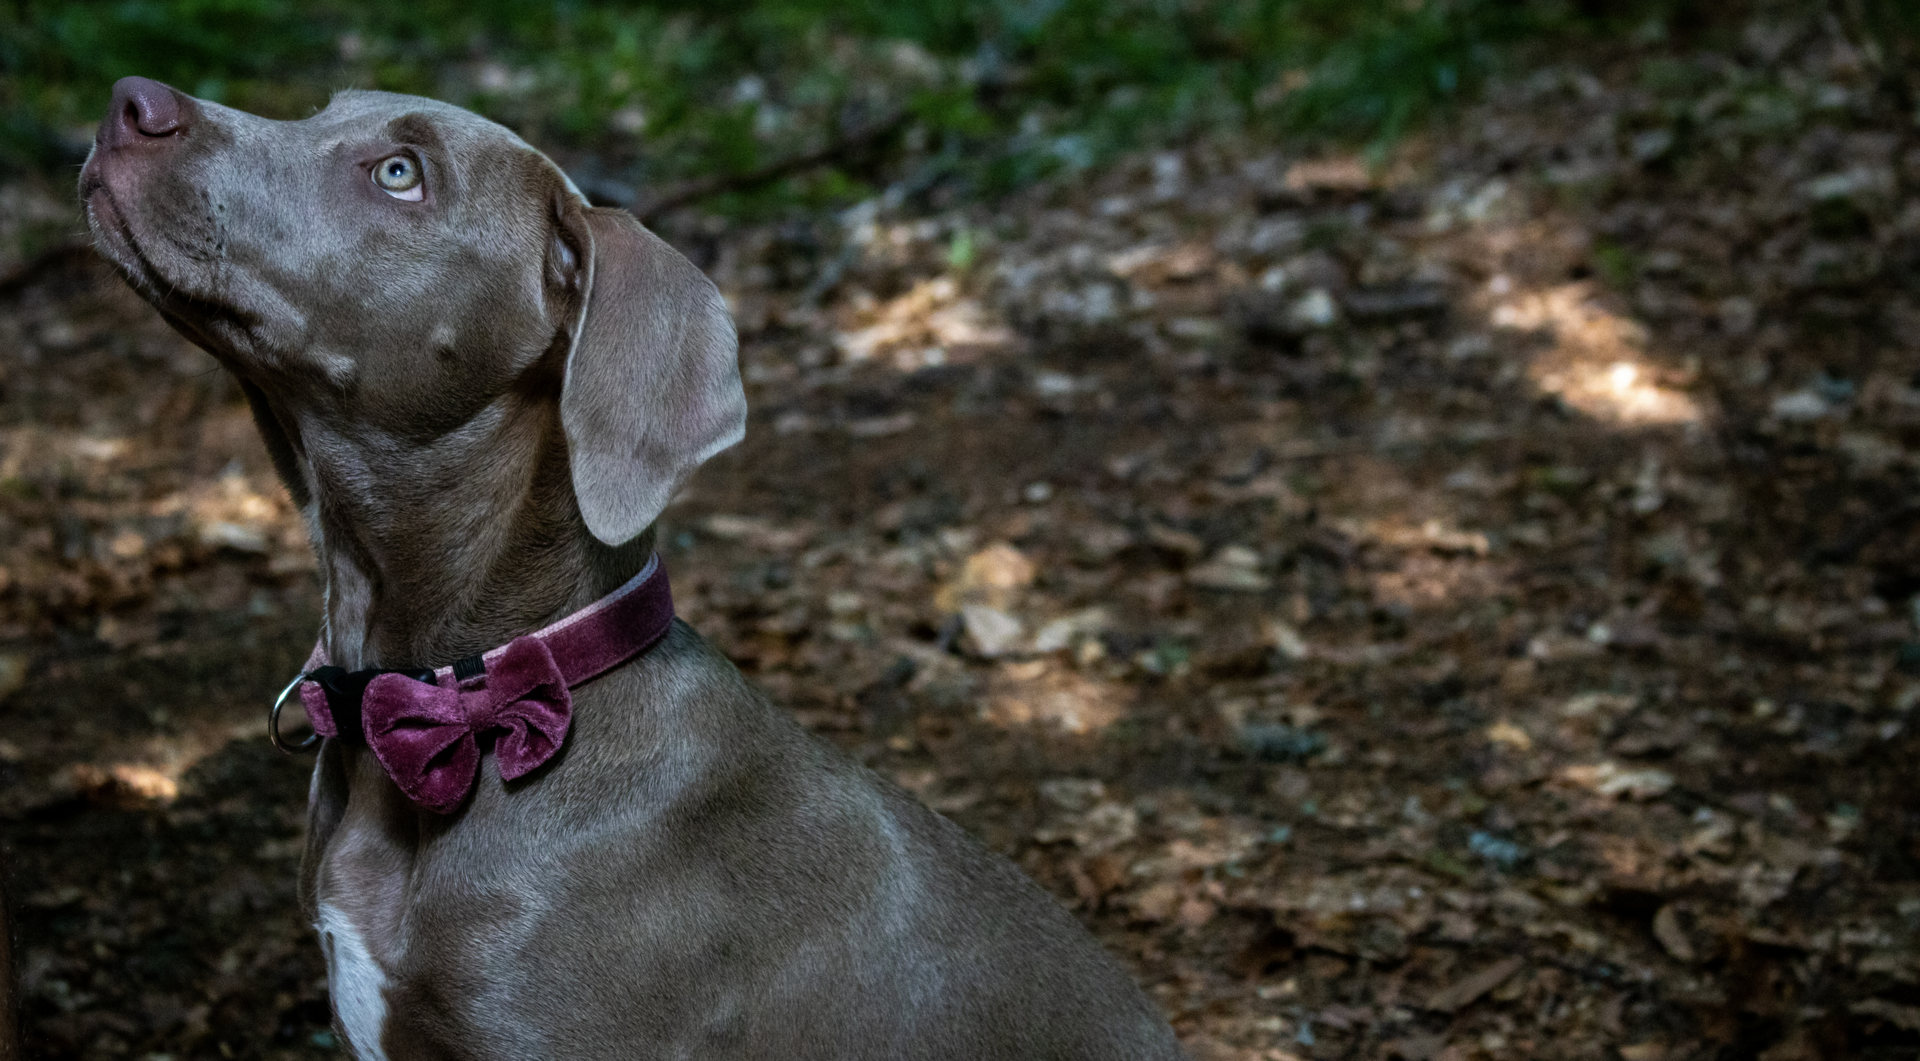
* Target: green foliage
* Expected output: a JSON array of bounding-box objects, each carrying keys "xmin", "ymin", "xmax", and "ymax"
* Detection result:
[
  {"xmin": 14, "ymin": 0, "xmax": 1895, "ymax": 214},
  {"xmin": 1847, "ymin": 0, "xmax": 1920, "ymax": 110},
  {"xmin": 1589, "ymin": 239, "xmax": 1638, "ymax": 290}
]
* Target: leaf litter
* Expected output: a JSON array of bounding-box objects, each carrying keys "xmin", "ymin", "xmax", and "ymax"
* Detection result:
[{"xmin": 5, "ymin": 13, "xmax": 1920, "ymax": 1060}]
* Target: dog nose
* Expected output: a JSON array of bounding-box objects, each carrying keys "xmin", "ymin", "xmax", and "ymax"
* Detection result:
[{"xmin": 102, "ymin": 77, "xmax": 189, "ymax": 148}]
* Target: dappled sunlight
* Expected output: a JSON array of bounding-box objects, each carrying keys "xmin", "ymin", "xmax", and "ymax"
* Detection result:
[
  {"xmin": 1367, "ymin": 552, "xmax": 1507, "ymax": 611},
  {"xmin": 9, "ymin": 6, "xmax": 1919, "ymax": 1054},
  {"xmin": 833, "ymin": 276, "xmax": 1017, "ymax": 371},
  {"xmin": 1493, "ymin": 281, "xmax": 1702, "ymax": 426},
  {"xmin": 185, "ymin": 470, "xmax": 313, "ymax": 576},
  {"xmin": 983, "ymin": 659, "xmax": 1133, "ymax": 735},
  {"xmin": 18, "ymin": 707, "xmax": 270, "ymax": 815},
  {"xmin": 72, "ymin": 762, "xmax": 177, "ymax": 804},
  {"xmin": 0, "ymin": 424, "xmax": 131, "ymax": 480},
  {"xmin": 66, "ymin": 761, "xmax": 179, "ymax": 807},
  {"xmin": 1319, "ymin": 515, "xmax": 1506, "ymax": 611},
  {"xmin": 1332, "ymin": 517, "xmax": 1491, "ymax": 558}
]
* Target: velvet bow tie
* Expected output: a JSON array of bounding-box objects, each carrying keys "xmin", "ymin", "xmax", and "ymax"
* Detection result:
[{"xmin": 284, "ymin": 556, "xmax": 674, "ymax": 814}]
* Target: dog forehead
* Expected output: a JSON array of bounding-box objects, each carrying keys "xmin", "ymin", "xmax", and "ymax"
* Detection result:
[
  {"xmin": 308, "ymin": 90, "xmax": 582, "ymax": 197},
  {"xmin": 317, "ymin": 90, "xmax": 514, "ymax": 142}
]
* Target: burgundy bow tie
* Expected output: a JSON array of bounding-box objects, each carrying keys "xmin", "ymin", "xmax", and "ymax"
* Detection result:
[{"xmin": 281, "ymin": 556, "xmax": 675, "ymax": 814}]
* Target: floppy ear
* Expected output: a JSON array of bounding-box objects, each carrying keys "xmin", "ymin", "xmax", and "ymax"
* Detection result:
[{"xmin": 557, "ymin": 206, "xmax": 745, "ymax": 545}]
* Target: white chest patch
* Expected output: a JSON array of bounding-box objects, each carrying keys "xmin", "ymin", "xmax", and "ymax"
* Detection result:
[{"xmin": 317, "ymin": 902, "xmax": 392, "ymax": 1061}]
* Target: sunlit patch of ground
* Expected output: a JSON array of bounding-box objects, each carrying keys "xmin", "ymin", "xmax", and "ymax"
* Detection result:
[
  {"xmin": 834, "ymin": 275, "xmax": 1018, "ymax": 372},
  {"xmin": 1493, "ymin": 282, "xmax": 1701, "ymax": 426},
  {"xmin": 984, "ymin": 658, "xmax": 1133, "ymax": 734}
]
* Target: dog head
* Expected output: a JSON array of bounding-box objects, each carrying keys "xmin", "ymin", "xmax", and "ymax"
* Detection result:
[{"xmin": 80, "ymin": 76, "xmax": 744, "ymax": 545}]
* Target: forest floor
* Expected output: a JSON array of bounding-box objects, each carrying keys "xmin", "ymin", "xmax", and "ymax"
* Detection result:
[{"xmin": 4, "ymin": 17, "xmax": 1920, "ymax": 1061}]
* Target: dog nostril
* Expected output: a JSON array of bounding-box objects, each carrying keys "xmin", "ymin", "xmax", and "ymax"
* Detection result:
[
  {"xmin": 132, "ymin": 97, "xmax": 182, "ymax": 137},
  {"xmin": 108, "ymin": 77, "xmax": 187, "ymax": 141}
]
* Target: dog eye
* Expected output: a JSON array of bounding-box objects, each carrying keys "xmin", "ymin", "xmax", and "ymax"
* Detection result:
[{"xmin": 373, "ymin": 155, "xmax": 424, "ymax": 201}]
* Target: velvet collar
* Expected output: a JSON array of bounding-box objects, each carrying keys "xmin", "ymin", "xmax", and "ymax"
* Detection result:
[{"xmin": 271, "ymin": 555, "xmax": 674, "ymax": 812}]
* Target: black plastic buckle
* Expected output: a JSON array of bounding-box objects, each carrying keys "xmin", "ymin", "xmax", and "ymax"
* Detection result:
[{"xmin": 308, "ymin": 664, "xmax": 436, "ymax": 743}]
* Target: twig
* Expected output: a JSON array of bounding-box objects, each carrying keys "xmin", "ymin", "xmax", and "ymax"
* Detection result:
[{"xmin": 634, "ymin": 111, "xmax": 910, "ymax": 224}]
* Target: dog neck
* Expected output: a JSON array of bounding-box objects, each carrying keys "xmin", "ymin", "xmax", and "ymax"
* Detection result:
[{"xmin": 292, "ymin": 394, "xmax": 654, "ymax": 672}]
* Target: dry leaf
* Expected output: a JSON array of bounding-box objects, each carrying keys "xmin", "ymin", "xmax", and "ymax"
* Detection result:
[{"xmin": 1423, "ymin": 956, "xmax": 1524, "ymax": 1013}]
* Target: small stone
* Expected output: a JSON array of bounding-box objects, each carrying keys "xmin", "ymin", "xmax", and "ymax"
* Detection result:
[
  {"xmin": 197, "ymin": 520, "xmax": 269, "ymax": 553},
  {"xmin": 1263, "ymin": 619, "xmax": 1309, "ymax": 660},
  {"xmin": 1288, "ymin": 288, "xmax": 1338, "ymax": 329},
  {"xmin": 1559, "ymin": 761, "xmax": 1674, "ymax": 800},
  {"xmin": 1629, "ymin": 128, "xmax": 1674, "ymax": 163},
  {"xmin": 1186, "ymin": 551, "xmax": 1271, "ymax": 592},
  {"xmin": 1485, "ymin": 721, "xmax": 1532, "ymax": 751},
  {"xmin": 1652, "ymin": 903, "xmax": 1695, "ymax": 962},
  {"xmin": 960, "ymin": 605, "xmax": 1025, "ymax": 657},
  {"xmin": 1467, "ymin": 831, "xmax": 1525, "ymax": 869},
  {"xmin": 1770, "ymin": 389, "xmax": 1836, "ymax": 421},
  {"xmin": 1031, "ymin": 608, "xmax": 1110, "ymax": 654},
  {"xmin": 1145, "ymin": 524, "xmax": 1204, "ymax": 559},
  {"xmin": 1039, "ymin": 778, "xmax": 1106, "ymax": 813}
]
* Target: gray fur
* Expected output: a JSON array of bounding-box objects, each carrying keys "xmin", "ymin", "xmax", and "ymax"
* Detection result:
[{"xmin": 81, "ymin": 77, "xmax": 1186, "ymax": 1060}]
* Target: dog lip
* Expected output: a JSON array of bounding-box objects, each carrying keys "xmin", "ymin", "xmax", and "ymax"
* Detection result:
[
  {"xmin": 83, "ymin": 186, "xmax": 148, "ymax": 279},
  {"xmin": 85, "ymin": 185, "xmax": 248, "ymax": 341}
]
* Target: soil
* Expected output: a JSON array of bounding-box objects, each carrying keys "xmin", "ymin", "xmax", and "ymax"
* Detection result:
[{"xmin": 4, "ymin": 17, "xmax": 1920, "ymax": 1061}]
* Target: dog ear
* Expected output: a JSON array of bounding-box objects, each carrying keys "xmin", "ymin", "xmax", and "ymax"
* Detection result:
[{"xmin": 554, "ymin": 204, "xmax": 745, "ymax": 545}]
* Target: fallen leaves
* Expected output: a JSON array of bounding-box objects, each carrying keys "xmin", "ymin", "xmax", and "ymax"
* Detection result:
[
  {"xmin": 0, "ymin": 650, "xmax": 26, "ymax": 700},
  {"xmin": 1651, "ymin": 903, "xmax": 1696, "ymax": 962},
  {"xmin": 834, "ymin": 276, "xmax": 1017, "ymax": 369},
  {"xmin": 12, "ymin": 9, "xmax": 1920, "ymax": 1059},
  {"xmin": 1851, "ymin": 999, "xmax": 1920, "ymax": 1032},
  {"xmin": 1484, "ymin": 721, "xmax": 1533, "ymax": 752},
  {"xmin": 1423, "ymin": 956, "xmax": 1525, "ymax": 1013},
  {"xmin": 1186, "ymin": 545, "xmax": 1272, "ymax": 592},
  {"xmin": 68, "ymin": 762, "xmax": 178, "ymax": 807},
  {"xmin": 939, "ymin": 541, "xmax": 1035, "ymax": 610},
  {"xmin": 701, "ymin": 512, "xmax": 813, "ymax": 552},
  {"xmin": 1035, "ymin": 778, "xmax": 1139, "ymax": 853},
  {"xmin": 984, "ymin": 659, "xmax": 1131, "ymax": 734},
  {"xmin": 1557, "ymin": 761, "xmax": 1676, "ymax": 800}
]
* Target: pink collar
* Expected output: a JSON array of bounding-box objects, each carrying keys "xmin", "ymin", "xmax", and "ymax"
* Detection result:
[{"xmin": 272, "ymin": 555, "xmax": 674, "ymax": 813}]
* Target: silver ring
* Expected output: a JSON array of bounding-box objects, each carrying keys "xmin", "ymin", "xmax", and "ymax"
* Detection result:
[{"xmin": 269, "ymin": 671, "xmax": 320, "ymax": 754}]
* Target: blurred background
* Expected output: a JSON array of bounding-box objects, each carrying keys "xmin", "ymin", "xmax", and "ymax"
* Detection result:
[{"xmin": 4, "ymin": 1, "xmax": 1920, "ymax": 1058}]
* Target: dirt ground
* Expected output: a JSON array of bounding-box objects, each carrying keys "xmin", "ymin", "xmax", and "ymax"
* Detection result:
[{"xmin": 5, "ymin": 19, "xmax": 1920, "ymax": 1061}]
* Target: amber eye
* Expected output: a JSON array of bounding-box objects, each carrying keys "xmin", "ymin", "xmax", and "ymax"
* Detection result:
[{"xmin": 373, "ymin": 155, "xmax": 423, "ymax": 200}]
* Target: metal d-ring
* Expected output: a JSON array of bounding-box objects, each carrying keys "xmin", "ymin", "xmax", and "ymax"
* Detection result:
[{"xmin": 269, "ymin": 671, "xmax": 321, "ymax": 754}]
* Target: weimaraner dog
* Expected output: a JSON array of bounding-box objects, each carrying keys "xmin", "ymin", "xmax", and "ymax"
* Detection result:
[{"xmin": 79, "ymin": 77, "xmax": 1186, "ymax": 1059}]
